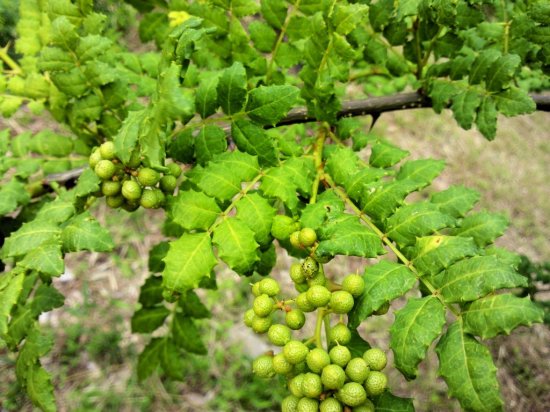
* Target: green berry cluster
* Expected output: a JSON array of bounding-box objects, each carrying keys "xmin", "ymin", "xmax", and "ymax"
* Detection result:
[
  {"xmin": 246, "ymin": 226, "xmax": 389, "ymax": 411},
  {"xmin": 89, "ymin": 141, "xmax": 181, "ymax": 211}
]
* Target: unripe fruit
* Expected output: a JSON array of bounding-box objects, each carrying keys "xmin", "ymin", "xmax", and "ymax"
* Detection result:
[
  {"xmin": 329, "ymin": 346, "xmax": 352, "ymax": 367},
  {"xmin": 307, "ymin": 270, "xmax": 326, "ymax": 287},
  {"xmin": 296, "ymin": 292, "xmax": 316, "ymax": 313},
  {"xmin": 290, "ymin": 263, "xmax": 306, "ymax": 284},
  {"xmin": 288, "ymin": 374, "xmax": 305, "ymax": 397},
  {"xmin": 95, "ymin": 159, "xmax": 116, "ymax": 180},
  {"xmin": 302, "ymin": 257, "xmax": 319, "ymax": 278},
  {"xmin": 290, "ymin": 231, "xmax": 301, "ymax": 248},
  {"xmin": 329, "ymin": 323, "xmax": 352, "ymax": 345},
  {"xmin": 297, "ymin": 397, "xmax": 319, "ymax": 412},
  {"xmin": 320, "ymin": 398, "xmax": 343, "ymax": 412},
  {"xmin": 122, "ymin": 200, "xmax": 140, "ymax": 212},
  {"xmin": 153, "ymin": 188, "xmax": 165, "ymax": 206},
  {"xmin": 374, "ymin": 301, "xmax": 390, "ymax": 315},
  {"xmin": 306, "ymin": 285, "xmax": 331, "ymax": 308},
  {"xmin": 253, "ymin": 294, "xmax": 274, "ymax": 317},
  {"xmin": 121, "ymin": 180, "xmax": 142, "ymax": 201},
  {"xmin": 299, "ymin": 227, "xmax": 317, "ymax": 247},
  {"xmin": 363, "ymin": 348, "xmax": 387, "ymax": 371},
  {"xmin": 160, "ymin": 175, "xmax": 177, "ymax": 193},
  {"xmin": 259, "ymin": 277, "xmax": 280, "ymax": 297},
  {"xmin": 364, "ymin": 371, "xmax": 387, "ymax": 396},
  {"xmin": 140, "ymin": 189, "xmax": 159, "ymax": 209},
  {"xmin": 273, "ymin": 353, "xmax": 294, "ymax": 375},
  {"xmin": 272, "ymin": 215, "xmax": 299, "ymax": 240},
  {"xmin": 137, "ymin": 167, "xmax": 161, "ymax": 186},
  {"xmin": 352, "ymin": 399, "xmax": 375, "ymax": 412},
  {"xmin": 268, "ymin": 324, "xmax": 292, "ymax": 346},
  {"xmin": 301, "ymin": 372, "xmax": 323, "ymax": 398},
  {"xmin": 345, "ymin": 357, "xmax": 369, "ymax": 383},
  {"xmin": 329, "ymin": 291, "xmax": 355, "ymax": 314},
  {"xmin": 244, "ymin": 308, "xmax": 255, "ymax": 327},
  {"xmin": 286, "ymin": 309, "xmax": 306, "ymax": 330},
  {"xmin": 251, "ymin": 315, "xmax": 272, "ymax": 334},
  {"xmin": 342, "ymin": 274, "xmax": 365, "ymax": 298},
  {"xmin": 106, "ymin": 195, "xmax": 124, "ymax": 209},
  {"xmin": 337, "ymin": 382, "xmax": 367, "ymax": 407},
  {"xmin": 252, "ymin": 354, "xmax": 275, "ymax": 378},
  {"xmin": 89, "ymin": 149, "xmax": 102, "ymax": 168},
  {"xmin": 282, "ymin": 395, "xmax": 300, "ymax": 412},
  {"xmin": 99, "ymin": 141, "xmax": 116, "ymax": 160},
  {"xmin": 167, "ymin": 162, "xmax": 182, "ymax": 177},
  {"xmin": 283, "ymin": 340, "xmax": 309, "ymax": 364},
  {"xmin": 251, "ymin": 282, "xmax": 261, "ymax": 297},
  {"xmin": 321, "ymin": 364, "xmax": 346, "ymax": 390},
  {"xmin": 306, "ymin": 348, "xmax": 330, "ymax": 373}
]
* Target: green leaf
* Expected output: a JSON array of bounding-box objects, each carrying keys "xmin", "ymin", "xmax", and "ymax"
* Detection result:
[
  {"xmin": 411, "ymin": 236, "xmax": 479, "ymax": 276},
  {"xmin": 114, "ymin": 110, "xmax": 146, "ymax": 164},
  {"xmin": 61, "ymin": 212, "xmax": 114, "ymax": 252},
  {"xmin": 131, "ymin": 306, "xmax": 170, "ymax": 333},
  {"xmin": 462, "ymin": 294, "xmax": 544, "ymax": 339},
  {"xmin": 475, "ymin": 96, "xmax": 498, "ymax": 140},
  {"xmin": 299, "ymin": 190, "xmax": 345, "ymax": 231},
  {"xmin": 451, "ymin": 88, "xmax": 481, "ymax": 130},
  {"xmin": 347, "ymin": 329, "xmax": 371, "ymax": 358},
  {"xmin": 179, "ymin": 290, "xmax": 211, "ymax": 319},
  {"xmin": 231, "ymin": 120, "xmax": 278, "ymax": 166},
  {"xmin": 138, "ymin": 276, "xmax": 164, "ymax": 308},
  {"xmin": 485, "ymin": 54, "xmax": 520, "ymax": 92},
  {"xmin": 396, "ymin": 159, "xmax": 445, "ymax": 190},
  {"xmin": 25, "ymin": 364, "xmax": 57, "ymax": 412},
  {"xmin": 361, "ymin": 180, "xmax": 418, "ymax": 221},
  {"xmin": 0, "ymin": 179, "xmax": 31, "ymax": 215},
  {"xmin": 0, "ymin": 272, "xmax": 25, "ymax": 337},
  {"xmin": 162, "ymin": 233, "xmax": 217, "ymax": 294},
  {"xmin": 217, "ymin": 61, "xmax": 247, "ymax": 115},
  {"xmin": 195, "ymin": 125, "xmax": 228, "ymax": 165},
  {"xmin": 213, "ymin": 217, "xmax": 260, "ymax": 274},
  {"xmin": 235, "ymin": 192, "xmax": 276, "ymax": 246},
  {"xmin": 74, "ymin": 168, "xmax": 101, "ymax": 198},
  {"xmin": 19, "ymin": 241, "xmax": 64, "ymax": 278},
  {"xmin": 325, "ymin": 146, "xmax": 361, "ymax": 186},
  {"xmin": 38, "ymin": 47, "xmax": 74, "ymax": 71},
  {"xmin": 172, "ymin": 314, "xmax": 207, "ymax": 354},
  {"xmin": 436, "ymin": 322, "xmax": 504, "ymax": 411},
  {"xmin": 331, "ymin": 3, "xmax": 368, "ymax": 35},
  {"xmin": 35, "ymin": 198, "xmax": 75, "ymax": 223},
  {"xmin": 432, "ymin": 256, "xmax": 528, "ymax": 303},
  {"xmin": 245, "ymin": 85, "xmax": 299, "ymax": 125},
  {"xmin": 195, "ymin": 73, "xmax": 219, "ymax": 118},
  {"xmin": 348, "ymin": 261, "xmax": 416, "ymax": 329},
  {"xmin": 161, "ymin": 338, "xmax": 186, "ymax": 380},
  {"xmin": 249, "ymin": 21, "xmax": 277, "ymax": 53},
  {"xmin": 452, "ymin": 211, "xmax": 508, "ymax": 247},
  {"xmin": 137, "ymin": 338, "xmax": 163, "ymax": 381},
  {"xmin": 30, "ymin": 284, "xmax": 64, "ymax": 315},
  {"xmin": 170, "ymin": 190, "xmax": 221, "ymax": 231},
  {"xmin": 1, "ymin": 221, "xmax": 61, "ymax": 259},
  {"xmin": 430, "ymin": 185, "xmax": 480, "ymax": 218},
  {"xmin": 261, "ymin": 0, "xmax": 287, "ymax": 29},
  {"xmin": 390, "ymin": 296, "xmax": 446, "ymax": 379},
  {"xmin": 76, "ymin": 35, "xmax": 112, "ymax": 61},
  {"xmin": 375, "ymin": 392, "xmax": 415, "ymax": 412},
  {"xmin": 369, "ymin": 141, "xmax": 409, "ymax": 168},
  {"xmin": 493, "ymin": 87, "xmax": 536, "ymax": 116}
]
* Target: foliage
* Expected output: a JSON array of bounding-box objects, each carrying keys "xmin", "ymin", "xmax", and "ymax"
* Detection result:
[{"xmin": 0, "ymin": 0, "xmax": 548, "ymax": 411}]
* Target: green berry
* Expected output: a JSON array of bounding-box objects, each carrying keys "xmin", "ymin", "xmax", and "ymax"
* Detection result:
[
  {"xmin": 342, "ymin": 274, "xmax": 365, "ymax": 298},
  {"xmin": 301, "ymin": 372, "xmax": 323, "ymax": 398},
  {"xmin": 363, "ymin": 348, "xmax": 387, "ymax": 371},
  {"xmin": 296, "ymin": 292, "xmax": 315, "ymax": 313},
  {"xmin": 268, "ymin": 324, "xmax": 292, "ymax": 346},
  {"xmin": 252, "ymin": 354, "xmax": 275, "ymax": 378},
  {"xmin": 283, "ymin": 340, "xmax": 309, "ymax": 364},
  {"xmin": 251, "ymin": 315, "xmax": 272, "ymax": 334},
  {"xmin": 160, "ymin": 175, "xmax": 177, "ymax": 193},
  {"xmin": 307, "ymin": 270, "xmax": 326, "ymax": 287},
  {"xmin": 122, "ymin": 200, "xmax": 140, "ymax": 212},
  {"xmin": 321, "ymin": 364, "xmax": 346, "ymax": 390},
  {"xmin": 259, "ymin": 278, "xmax": 280, "ymax": 297},
  {"xmin": 89, "ymin": 149, "xmax": 102, "ymax": 168},
  {"xmin": 302, "ymin": 257, "xmax": 319, "ymax": 278},
  {"xmin": 306, "ymin": 285, "xmax": 331, "ymax": 308},
  {"xmin": 337, "ymin": 382, "xmax": 367, "ymax": 407},
  {"xmin": 137, "ymin": 167, "xmax": 161, "ymax": 187},
  {"xmin": 167, "ymin": 162, "xmax": 182, "ymax": 177},
  {"xmin": 122, "ymin": 180, "xmax": 142, "ymax": 201},
  {"xmin": 297, "ymin": 397, "xmax": 319, "ymax": 412},
  {"xmin": 288, "ymin": 374, "xmax": 304, "ymax": 397},
  {"xmin": 286, "ymin": 309, "xmax": 306, "ymax": 330},
  {"xmin": 290, "ymin": 263, "xmax": 306, "ymax": 284},
  {"xmin": 140, "ymin": 189, "xmax": 159, "ymax": 209},
  {"xmin": 329, "ymin": 323, "xmax": 351, "ymax": 345},
  {"xmin": 329, "ymin": 346, "xmax": 352, "ymax": 368},
  {"xmin": 251, "ymin": 282, "xmax": 261, "ymax": 297},
  {"xmin": 352, "ymin": 399, "xmax": 375, "ymax": 412},
  {"xmin": 127, "ymin": 150, "xmax": 141, "ymax": 168},
  {"xmin": 153, "ymin": 188, "xmax": 166, "ymax": 205},
  {"xmin": 329, "ymin": 291, "xmax": 355, "ymax": 314},
  {"xmin": 253, "ymin": 294, "xmax": 274, "ymax": 317},
  {"xmin": 290, "ymin": 231, "xmax": 301, "ymax": 249},
  {"xmin": 295, "ymin": 282, "xmax": 309, "ymax": 293},
  {"xmin": 106, "ymin": 195, "xmax": 124, "ymax": 208},
  {"xmin": 374, "ymin": 301, "xmax": 390, "ymax": 315},
  {"xmin": 345, "ymin": 358, "xmax": 369, "ymax": 383},
  {"xmin": 271, "ymin": 215, "xmax": 299, "ymax": 240},
  {"xmin": 364, "ymin": 371, "xmax": 387, "ymax": 396},
  {"xmin": 244, "ymin": 309, "xmax": 255, "ymax": 327},
  {"xmin": 306, "ymin": 348, "xmax": 330, "ymax": 373},
  {"xmin": 94, "ymin": 159, "xmax": 116, "ymax": 180},
  {"xmin": 99, "ymin": 141, "xmax": 116, "ymax": 160},
  {"xmin": 273, "ymin": 353, "xmax": 294, "ymax": 375},
  {"xmin": 299, "ymin": 227, "xmax": 317, "ymax": 247},
  {"xmin": 282, "ymin": 395, "xmax": 300, "ymax": 412},
  {"xmin": 320, "ymin": 398, "xmax": 343, "ymax": 412}
]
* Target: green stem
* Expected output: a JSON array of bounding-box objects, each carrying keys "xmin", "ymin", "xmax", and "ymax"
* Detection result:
[
  {"xmin": 310, "ymin": 126, "xmax": 327, "ymax": 204},
  {"xmin": 0, "ymin": 45, "xmax": 22, "ymax": 74},
  {"xmin": 323, "ymin": 314, "xmax": 331, "ymax": 349},
  {"xmin": 314, "ymin": 308, "xmax": 326, "ymax": 349},
  {"xmin": 413, "ymin": 18, "xmax": 423, "ymax": 80}
]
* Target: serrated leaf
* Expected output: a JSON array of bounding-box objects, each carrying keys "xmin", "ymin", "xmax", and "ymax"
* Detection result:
[
  {"xmin": 76, "ymin": 35, "xmax": 112, "ymax": 61},
  {"xmin": 325, "ymin": 146, "xmax": 361, "ymax": 186},
  {"xmin": 195, "ymin": 125, "xmax": 227, "ymax": 165},
  {"xmin": 19, "ymin": 241, "xmax": 64, "ymax": 278},
  {"xmin": 390, "ymin": 296, "xmax": 446, "ymax": 379},
  {"xmin": 375, "ymin": 391, "xmax": 415, "ymax": 412},
  {"xmin": 369, "ymin": 141, "xmax": 409, "ymax": 168},
  {"xmin": 411, "ymin": 236, "xmax": 479, "ymax": 276},
  {"xmin": 300, "ymin": 190, "xmax": 345, "ymax": 231},
  {"xmin": 138, "ymin": 276, "xmax": 164, "ymax": 308},
  {"xmin": 361, "ymin": 180, "xmax": 418, "ymax": 221},
  {"xmin": 348, "ymin": 261, "xmax": 416, "ymax": 329},
  {"xmin": 249, "ymin": 21, "xmax": 277, "ymax": 53},
  {"xmin": 114, "ymin": 110, "xmax": 146, "ymax": 164},
  {"xmin": 493, "ymin": 87, "xmax": 536, "ymax": 116},
  {"xmin": 61, "ymin": 212, "xmax": 114, "ymax": 252},
  {"xmin": 38, "ymin": 47, "xmax": 74, "ymax": 72},
  {"xmin": 261, "ymin": 0, "xmax": 287, "ymax": 29},
  {"xmin": 170, "ymin": 190, "xmax": 221, "ymax": 231},
  {"xmin": 131, "ymin": 306, "xmax": 170, "ymax": 333},
  {"xmin": 315, "ymin": 213, "xmax": 385, "ymax": 259},
  {"xmin": 160, "ymin": 338, "xmax": 186, "ymax": 380},
  {"xmin": 430, "ymin": 185, "xmax": 480, "ymax": 218},
  {"xmin": 231, "ymin": 120, "xmax": 277, "ymax": 166},
  {"xmin": 235, "ymin": 192, "xmax": 276, "ymax": 246},
  {"xmin": 332, "ymin": 3, "xmax": 368, "ymax": 35},
  {"xmin": 162, "ymin": 233, "xmax": 217, "ymax": 294},
  {"xmin": 485, "ymin": 54, "xmax": 520, "ymax": 92},
  {"xmin": 213, "ymin": 217, "xmax": 259, "ymax": 274},
  {"xmin": 149, "ymin": 242, "xmax": 169, "ymax": 273},
  {"xmin": 217, "ymin": 61, "xmax": 247, "ymax": 115},
  {"xmin": 179, "ymin": 290, "xmax": 211, "ymax": 319},
  {"xmin": 452, "ymin": 211, "xmax": 508, "ymax": 247},
  {"xmin": 36, "ymin": 198, "xmax": 75, "ymax": 223},
  {"xmin": 462, "ymin": 294, "xmax": 544, "ymax": 339},
  {"xmin": 172, "ymin": 313, "xmax": 207, "ymax": 354},
  {"xmin": 30, "ymin": 284, "xmax": 64, "ymax": 315},
  {"xmin": 347, "ymin": 329, "xmax": 371, "ymax": 358},
  {"xmin": 484, "ymin": 247, "xmax": 521, "ymax": 269},
  {"xmin": 245, "ymin": 85, "xmax": 299, "ymax": 125},
  {"xmin": 0, "ymin": 272, "xmax": 25, "ymax": 337},
  {"xmin": 74, "ymin": 168, "xmax": 101, "ymax": 198},
  {"xmin": 451, "ymin": 89, "xmax": 481, "ymax": 130},
  {"xmin": 25, "ymin": 364, "xmax": 57, "ymax": 412},
  {"xmin": 475, "ymin": 96, "xmax": 498, "ymax": 140},
  {"xmin": 436, "ymin": 322, "xmax": 504, "ymax": 411},
  {"xmin": 196, "ymin": 73, "xmax": 219, "ymax": 118},
  {"xmin": 432, "ymin": 256, "xmax": 528, "ymax": 303},
  {"xmin": 0, "ymin": 179, "xmax": 31, "ymax": 215},
  {"xmin": 1, "ymin": 221, "xmax": 61, "ymax": 259},
  {"xmin": 137, "ymin": 338, "xmax": 163, "ymax": 381},
  {"xmin": 396, "ymin": 159, "xmax": 445, "ymax": 190}
]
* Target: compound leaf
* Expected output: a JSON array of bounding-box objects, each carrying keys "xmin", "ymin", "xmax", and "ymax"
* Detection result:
[
  {"xmin": 213, "ymin": 217, "xmax": 260, "ymax": 274},
  {"xmin": 245, "ymin": 85, "xmax": 299, "ymax": 125},
  {"xmin": 452, "ymin": 211, "xmax": 508, "ymax": 247},
  {"xmin": 430, "ymin": 186, "xmax": 480, "ymax": 218},
  {"xmin": 170, "ymin": 190, "xmax": 221, "ymax": 231},
  {"xmin": 234, "ymin": 192, "xmax": 276, "ymax": 246},
  {"xmin": 61, "ymin": 212, "xmax": 114, "ymax": 252},
  {"xmin": 411, "ymin": 236, "xmax": 479, "ymax": 276}
]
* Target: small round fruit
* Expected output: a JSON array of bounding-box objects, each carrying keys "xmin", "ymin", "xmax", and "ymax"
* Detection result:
[
  {"xmin": 140, "ymin": 189, "xmax": 159, "ymax": 209},
  {"xmin": 363, "ymin": 348, "xmax": 387, "ymax": 371},
  {"xmin": 121, "ymin": 180, "xmax": 142, "ymax": 201},
  {"xmin": 290, "ymin": 263, "xmax": 306, "ymax": 284},
  {"xmin": 271, "ymin": 215, "xmax": 299, "ymax": 240},
  {"xmin": 122, "ymin": 200, "xmax": 139, "ymax": 212},
  {"xmin": 286, "ymin": 309, "xmax": 306, "ymax": 330},
  {"xmin": 320, "ymin": 398, "xmax": 343, "ymax": 412},
  {"xmin": 306, "ymin": 285, "xmax": 331, "ymax": 308},
  {"xmin": 99, "ymin": 141, "xmax": 116, "ymax": 160},
  {"xmin": 301, "ymin": 372, "xmax": 323, "ymax": 398},
  {"xmin": 299, "ymin": 227, "xmax": 317, "ymax": 247},
  {"xmin": 329, "ymin": 291, "xmax": 355, "ymax": 314},
  {"xmin": 329, "ymin": 323, "xmax": 351, "ymax": 345},
  {"xmin": 106, "ymin": 195, "xmax": 124, "ymax": 208},
  {"xmin": 253, "ymin": 294, "xmax": 274, "ymax": 317},
  {"xmin": 94, "ymin": 159, "xmax": 116, "ymax": 180},
  {"xmin": 283, "ymin": 340, "xmax": 309, "ymax": 364},
  {"xmin": 251, "ymin": 282, "xmax": 261, "ymax": 297},
  {"xmin": 152, "ymin": 188, "xmax": 166, "ymax": 206},
  {"xmin": 342, "ymin": 274, "xmax": 365, "ymax": 298},
  {"xmin": 89, "ymin": 149, "xmax": 102, "ymax": 168},
  {"xmin": 167, "ymin": 162, "xmax": 182, "ymax": 177},
  {"xmin": 273, "ymin": 353, "xmax": 294, "ymax": 375},
  {"xmin": 137, "ymin": 167, "xmax": 161, "ymax": 186},
  {"xmin": 302, "ymin": 257, "xmax": 319, "ymax": 278},
  {"xmin": 364, "ymin": 371, "xmax": 387, "ymax": 396},
  {"xmin": 374, "ymin": 301, "xmax": 390, "ymax": 315},
  {"xmin": 290, "ymin": 231, "xmax": 301, "ymax": 249},
  {"xmin": 307, "ymin": 270, "xmax": 326, "ymax": 287},
  {"xmin": 297, "ymin": 397, "xmax": 319, "ymax": 412},
  {"xmin": 296, "ymin": 292, "xmax": 315, "ymax": 313},
  {"xmin": 329, "ymin": 346, "xmax": 352, "ymax": 367},
  {"xmin": 160, "ymin": 175, "xmax": 177, "ymax": 193},
  {"xmin": 345, "ymin": 358, "xmax": 369, "ymax": 383},
  {"xmin": 353, "ymin": 399, "xmax": 375, "ymax": 412},
  {"xmin": 337, "ymin": 382, "xmax": 367, "ymax": 407},
  {"xmin": 321, "ymin": 364, "xmax": 346, "ymax": 390},
  {"xmin": 244, "ymin": 308, "xmax": 255, "ymax": 327},
  {"xmin": 252, "ymin": 354, "xmax": 275, "ymax": 378},
  {"xmin": 306, "ymin": 348, "xmax": 330, "ymax": 373},
  {"xmin": 251, "ymin": 315, "xmax": 272, "ymax": 334},
  {"xmin": 282, "ymin": 395, "xmax": 300, "ymax": 412},
  {"xmin": 268, "ymin": 324, "xmax": 292, "ymax": 347},
  {"xmin": 259, "ymin": 278, "xmax": 280, "ymax": 297},
  {"xmin": 288, "ymin": 374, "xmax": 304, "ymax": 397}
]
